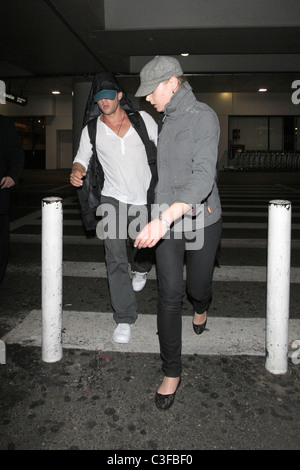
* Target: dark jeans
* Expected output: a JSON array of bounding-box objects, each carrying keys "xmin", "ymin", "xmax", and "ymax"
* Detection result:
[
  {"xmin": 99, "ymin": 196, "xmax": 153, "ymax": 324},
  {"xmin": 0, "ymin": 213, "xmax": 9, "ymax": 285},
  {"xmin": 155, "ymin": 218, "xmax": 222, "ymax": 377}
]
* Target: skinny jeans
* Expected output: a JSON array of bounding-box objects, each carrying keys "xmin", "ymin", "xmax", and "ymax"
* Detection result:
[
  {"xmin": 155, "ymin": 218, "xmax": 222, "ymax": 377},
  {"xmin": 99, "ymin": 196, "xmax": 153, "ymax": 325}
]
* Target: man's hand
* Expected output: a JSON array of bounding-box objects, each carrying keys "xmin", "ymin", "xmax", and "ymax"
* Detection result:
[
  {"xmin": 0, "ymin": 176, "xmax": 15, "ymax": 189},
  {"xmin": 70, "ymin": 163, "xmax": 86, "ymax": 187}
]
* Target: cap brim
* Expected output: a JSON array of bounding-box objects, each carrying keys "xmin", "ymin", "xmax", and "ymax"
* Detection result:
[
  {"xmin": 94, "ymin": 89, "xmax": 117, "ymax": 102},
  {"xmin": 135, "ymin": 82, "xmax": 158, "ymax": 97}
]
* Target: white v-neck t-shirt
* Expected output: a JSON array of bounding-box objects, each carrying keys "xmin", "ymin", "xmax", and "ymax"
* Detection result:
[{"xmin": 74, "ymin": 111, "xmax": 157, "ymax": 205}]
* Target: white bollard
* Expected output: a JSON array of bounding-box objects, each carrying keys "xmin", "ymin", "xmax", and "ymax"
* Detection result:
[
  {"xmin": 41, "ymin": 197, "xmax": 63, "ymax": 362},
  {"xmin": 265, "ymin": 199, "xmax": 291, "ymax": 375}
]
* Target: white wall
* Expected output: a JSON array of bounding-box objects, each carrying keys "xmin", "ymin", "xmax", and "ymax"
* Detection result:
[
  {"xmin": 134, "ymin": 90, "xmax": 300, "ymax": 168},
  {"xmin": 45, "ymin": 96, "xmax": 72, "ymax": 169},
  {"xmin": 0, "ymin": 95, "xmax": 55, "ymax": 116},
  {"xmin": 194, "ymin": 91, "xmax": 300, "ymax": 168},
  {"xmin": 105, "ymin": 0, "xmax": 300, "ymax": 28},
  {"xmin": 1, "ymin": 89, "xmax": 299, "ymax": 170},
  {"xmin": 0, "ymin": 94, "xmax": 73, "ymax": 169}
]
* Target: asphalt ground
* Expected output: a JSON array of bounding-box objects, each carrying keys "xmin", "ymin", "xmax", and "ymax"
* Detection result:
[{"xmin": 0, "ymin": 169, "xmax": 300, "ymax": 453}]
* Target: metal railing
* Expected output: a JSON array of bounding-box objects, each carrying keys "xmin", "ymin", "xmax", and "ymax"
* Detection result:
[{"xmin": 232, "ymin": 151, "xmax": 300, "ymax": 170}]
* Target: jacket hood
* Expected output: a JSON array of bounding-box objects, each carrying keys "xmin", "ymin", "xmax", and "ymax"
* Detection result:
[{"xmin": 82, "ymin": 72, "xmax": 134, "ymax": 128}]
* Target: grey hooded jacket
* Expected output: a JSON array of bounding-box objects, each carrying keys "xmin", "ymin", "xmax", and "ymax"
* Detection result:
[{"xmin": 156, "ymin": 82, "xmax": 222, "ymax": 228}]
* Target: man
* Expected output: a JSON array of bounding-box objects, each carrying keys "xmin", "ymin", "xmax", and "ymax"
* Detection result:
[
  {"xmin": 0, "ymin": 116, "xmax": 25, "ymax": 285},
  {"xmin": 70, "ymin": 73, "xmax": 157, "ymax": 344}
]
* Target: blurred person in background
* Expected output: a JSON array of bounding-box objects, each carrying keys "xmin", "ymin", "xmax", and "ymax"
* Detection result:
[{"xmin": 0, "ymin": 115, "xmax": 24, "ymax": 285}]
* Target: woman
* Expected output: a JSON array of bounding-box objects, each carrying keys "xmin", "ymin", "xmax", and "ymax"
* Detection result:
[{"xmin": 135, "ymin": 56, "xmax": 222, "ymax": 410}]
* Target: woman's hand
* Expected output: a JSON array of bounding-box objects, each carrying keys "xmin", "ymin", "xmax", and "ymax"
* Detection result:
[
  {"xmin": 134, "ymin": 202, "xmax": 192, "ymax": 249},
  {"xmin": 134, "ymin": 218, "xmax": 168, "ymax": 249}
]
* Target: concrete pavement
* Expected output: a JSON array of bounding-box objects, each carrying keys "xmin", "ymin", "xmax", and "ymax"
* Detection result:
[{"xmin": 0, "ymin": 169, "xmax": 299, "ymax": 451}]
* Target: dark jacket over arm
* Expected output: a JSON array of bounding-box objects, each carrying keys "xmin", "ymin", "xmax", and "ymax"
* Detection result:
[{"xmin": 0, "ymin": 116, "xmax": 25, "ymax": 213}]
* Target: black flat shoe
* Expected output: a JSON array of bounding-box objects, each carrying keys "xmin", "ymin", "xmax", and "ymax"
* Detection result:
[
  {"xmin": 155, "ymin": 378, "xmax": 181, "ymax": 411},
  {"xmin": 192, "ymin": 319, "xmax": 207, "ymax": 335}
]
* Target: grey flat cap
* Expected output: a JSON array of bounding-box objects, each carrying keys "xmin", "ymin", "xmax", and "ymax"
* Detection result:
[{"xmin": 135, "ymin": 56, "xmax": 183, "ymax": 97}]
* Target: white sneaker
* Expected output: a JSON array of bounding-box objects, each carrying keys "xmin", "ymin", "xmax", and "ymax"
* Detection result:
[
  {"xmin": 113, "ymin": 323, "xmax": 132, "ymax": 343},
  {"xmin": 131, "ymin": 271, "xmax": 147, "ymax": 292}
]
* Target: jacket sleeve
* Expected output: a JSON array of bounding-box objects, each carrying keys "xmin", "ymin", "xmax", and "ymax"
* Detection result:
[
  {"xmin": 5, "ymin": 118, "xmax": 25, "ymax": 184},
  {"xmin": 175, "ymin": 107, "xmax": 220, "ymax": 209}
]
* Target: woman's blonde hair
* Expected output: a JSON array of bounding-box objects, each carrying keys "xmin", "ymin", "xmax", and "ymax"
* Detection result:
[{"xmin": 177, "ymin": 76, "xmax": 188, "ymax": 87}]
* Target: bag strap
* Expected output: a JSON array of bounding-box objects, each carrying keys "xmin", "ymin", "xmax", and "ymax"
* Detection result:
[
  {"xmin": 86, "ymin": 117, "xmax": 102, "ymax": 187},
  {"xmin": 127, "ymin": 111, "xmax": 156, "ymax": 164},
  {"xmin": 87, "ymin": 117, "xmax": 97, "ymax": 157}
]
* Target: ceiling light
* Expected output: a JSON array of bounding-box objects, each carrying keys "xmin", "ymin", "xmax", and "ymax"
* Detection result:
[
  {"xmin": 258, "ymin": 88, "xmax": 267, "ymax": 92},
  {"xmin": 181, "ymin": 53, "xmax": 189, "ymax": 57},
  {"xmin": 52, "ymin": 90, "xmax": 60, "ymax": 95}
]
